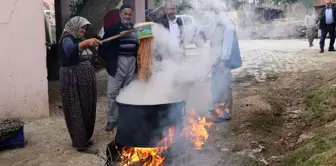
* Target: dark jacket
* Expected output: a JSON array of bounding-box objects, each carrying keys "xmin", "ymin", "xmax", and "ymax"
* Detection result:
[
  {"xmin": 98, "ymin": 22, "xmax": 139, "ymax": 76},
  {"xmin": 154, "ymin": 15, "xmax": 184, "ymax": 44},
  {"xmin": 318, "ymin": 7, "xmax": 336, "ymax": 29}
]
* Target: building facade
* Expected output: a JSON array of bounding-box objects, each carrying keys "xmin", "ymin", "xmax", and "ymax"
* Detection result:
[{"xmin": 0, "ymin": 0, "xmax": 49, "ymax": 118}]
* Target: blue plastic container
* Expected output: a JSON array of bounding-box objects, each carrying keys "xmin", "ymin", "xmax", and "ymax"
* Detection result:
[{"xmin": 0, "ymin": 127, "xmax": 25, "ymax": 148}]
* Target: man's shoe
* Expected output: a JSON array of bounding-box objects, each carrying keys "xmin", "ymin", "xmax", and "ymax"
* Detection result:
[
  {"xmin": 329, "ymin": 48, "xmax": 335, "ymax": 51},
  {"xmin": 205, "ymin": 111, "xmax": 231, "ymax": 123},
  {"xmin": 320, "ymin": 49, "xmax": 324, "ymax": 53},
  {"xmin": 105, "ymin": 122, "xmax": 116, "ymax": 132}
]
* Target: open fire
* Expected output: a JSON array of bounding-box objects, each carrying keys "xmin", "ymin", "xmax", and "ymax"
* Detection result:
[
  {"xmin": 181, "ymin": 109, "xmax": 213, "ymax": 150},
  {"xmin": 118, "ymin": 109, "xmax": 215, "ymax": 166},
  {"xmin": 120, "ymin": 127, "xmax": 175, "ymax": 166}
]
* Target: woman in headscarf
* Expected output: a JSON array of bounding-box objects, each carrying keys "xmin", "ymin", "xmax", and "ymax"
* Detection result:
[{"xmin": 58, "ymin": 16, "xmax": 101, "ymax": 153}]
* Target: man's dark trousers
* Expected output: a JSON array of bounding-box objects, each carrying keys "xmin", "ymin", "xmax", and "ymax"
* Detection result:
[{"xmin": 320, "ymin": 23, "xmax": 336, "ymax": 50}]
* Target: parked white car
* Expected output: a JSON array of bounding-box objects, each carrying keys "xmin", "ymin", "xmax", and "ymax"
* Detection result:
[{"xmin": 177, "ymin": 14, "xmax": 215, "ymax": 47}]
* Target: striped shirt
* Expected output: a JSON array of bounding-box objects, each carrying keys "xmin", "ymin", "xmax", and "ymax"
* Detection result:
[{"xmin": 117, "ymin": 23, "xmax": 139, "ymax": 56}]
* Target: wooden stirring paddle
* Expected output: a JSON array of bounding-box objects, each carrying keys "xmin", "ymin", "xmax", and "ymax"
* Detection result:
[{"xmin": 101, "ymin": 29, "xmax": 135, "ymax": 44}]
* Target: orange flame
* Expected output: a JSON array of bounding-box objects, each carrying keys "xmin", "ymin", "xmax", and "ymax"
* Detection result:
[
  {"xmin": 181, "ymin": 109, "xmax": 213, "ymax": 150},
  {"xmin": 120, "ymin": 127, "xmax": 174, "ymax": 166},
  {"xmin": 120, "ymin": 147, "xmax": 166, "ymax": 166},
  {"xmin": 215, "ymin": 102, "xmax": 225, "ymax": 117},
  {"xmin": 120, "ymin": 109, "xmax": 215, "ymax": 165}
]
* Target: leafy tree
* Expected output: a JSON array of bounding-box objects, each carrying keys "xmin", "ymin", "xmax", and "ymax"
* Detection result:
[
  {"xmin": 153, "ymin": 0, "xmax": 163, "ymax": 8},
  {"xmin": 69, "ymin": 0, "xmax": 86, "ymax": 17},
  {"xmin": 79, "ymin": 0, "xmax": 122, "ymax": 35}
]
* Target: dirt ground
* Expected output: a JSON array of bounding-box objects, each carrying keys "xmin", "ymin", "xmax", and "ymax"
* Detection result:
[{"xmin": 2, "ymin": 39, "xmax": 336, "ymax": 166}]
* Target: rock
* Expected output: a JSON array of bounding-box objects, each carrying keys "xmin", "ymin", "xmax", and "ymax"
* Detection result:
[
  {"xmin": 248, "ymin": 151, "xmax": 257, "ymax": 160},
  {"xmin": 252, "ymin": 145, "xmax": 265, "ymax": 153},
  {"xmin": 269, "ymin": 156, "xmax": 281, "ymax": 162},
  {"xmin": 325, "ymin": 120, "xmax": 336, "ymax": 128},
  {"xmin": 216, "ymin": 144, "xmax": 222, "ymax": 151},
  {"xmin": 279, "ymin": 138, "xmax": 288, "ymax": 147},
  {"xmin": 287, "ymin": 110, "xmax": 302, "ymax": 114},
  {"xmin": 297, "ymin": 132, "xmax": 315, "ymax": 144},
  {"xmin": 251, "ymin": 141, "xmax": 257, "ymax": 144},
  {"xmin": 221, "ymin": 148, "xmax": 230, "ymax": 152},
  {"xmin": 287, "ymin": 109, "xmax": 302, "ymax": 119},
  {"xmin": 259, "ymin": 157, "xmax": 269, "ymax": 165},
  {"xmin": 236, "ymin": 150, "xmax": 248, "ymax": 156},
  {"xmin": 63, "ymin": 150, "xmax": 72, "ymax": 155},
  {"xmin": 258, "ymin": 145, "xmax": 266, "ymax": 151},
  {"xmin": 289, "ymin": 114, "xmax": 299, "ymax": 119}
]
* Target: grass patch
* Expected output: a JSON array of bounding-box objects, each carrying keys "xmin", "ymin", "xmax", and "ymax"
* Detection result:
[
  {"xmin": 304, "ymin": 88, "xmax": 336, "ymax": 125},
  {"xmin": 240, "ymin": 157, "xmax": 260, "ymax": 166},
  {"xmin": 279, "ymin": 87, "xmax": 336, "ymax": 166},
  {"xmin": 280, "ymin": 129, "xmax": 336, "ymax": 166}
]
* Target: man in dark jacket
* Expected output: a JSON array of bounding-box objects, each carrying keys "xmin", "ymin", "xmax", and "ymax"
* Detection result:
[
  {"xmin": 98, "ymin": 4, "xmax": 139, "ymax": 131},
  {"xmin": 154, "ymin": 1, "xmax": 184, "ymax": 47},
  {"xmin": 317, "ymin": 0, "xmax": 336, "ymax": 53}
]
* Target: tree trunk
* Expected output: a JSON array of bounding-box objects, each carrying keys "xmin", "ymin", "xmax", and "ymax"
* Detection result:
[{"xmin": 80, "ymin": 0, "xmax": 122, "ymax": 36}]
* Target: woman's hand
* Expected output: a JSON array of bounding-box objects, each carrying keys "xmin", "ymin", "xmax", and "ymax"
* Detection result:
[
  {"xmin": 86, "ymin": 38, "xmax": 102, "ymax": 47},
  {"xmin": 80, "ymin": 38, "xmax": 102, "ymax": 49}
]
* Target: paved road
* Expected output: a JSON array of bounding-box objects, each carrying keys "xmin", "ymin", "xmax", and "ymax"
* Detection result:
[{"xmin": 186, "ymin": 39, "xmax": 336, "ymax": 81}]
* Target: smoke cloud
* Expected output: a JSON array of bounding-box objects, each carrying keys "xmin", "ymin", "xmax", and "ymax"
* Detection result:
[
  {"xmin": 116, "ymin": 0, "xmax": 311, "ymax": 164},
  {"xmin": 117, "ymin": 0, "xmax": 231, "ymax": 105},
  {"xmin": 117, "ymin": 23, "xmax": 214, "ymax": 104}
]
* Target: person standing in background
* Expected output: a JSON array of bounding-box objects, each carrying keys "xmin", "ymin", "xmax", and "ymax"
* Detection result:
[
  {"xmin": 98, "ymin": 4, "xmax": 139, "ymax": 132},
  {"xmin": 206, "ymin": 12, "xmax": 242, "ymax": 123},
  {"xmin": 153, "ymin": 1, "xmax": 185, "ymax": 59},
  {"xmin": 305, "ymin": 10, "xmax": 317, "ymax": 47},
  {"xmin": 155, "ymin": 1, "xmax": 183, "ymax": 42},
  {"xmin": 317, "ymin": 0, "xmax": 336, "ymax": 53}
]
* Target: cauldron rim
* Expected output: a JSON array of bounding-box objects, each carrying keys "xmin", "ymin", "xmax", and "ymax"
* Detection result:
[{"xmin": 116, "ymin": 100, "xmax": 185, "ymax": 106}]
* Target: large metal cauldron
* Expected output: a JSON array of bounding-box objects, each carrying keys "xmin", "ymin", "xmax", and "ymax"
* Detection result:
[{"xmin": 115, "ymin": 100, "xmax": 186, "ymax": 147}]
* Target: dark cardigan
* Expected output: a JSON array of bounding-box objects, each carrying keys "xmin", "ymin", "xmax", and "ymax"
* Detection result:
[
  {"xmin": 98, "ymin": 22, "xmax": 138, "ymax": 77},
  {"xmin": 58, "ymin": 35, "xmax": 80, "ymax": 67}
]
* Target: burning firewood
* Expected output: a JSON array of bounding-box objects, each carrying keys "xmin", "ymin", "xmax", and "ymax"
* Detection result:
[{"xmin": 105, "ymin": 109, "xmax": 216, "ymax": 166}]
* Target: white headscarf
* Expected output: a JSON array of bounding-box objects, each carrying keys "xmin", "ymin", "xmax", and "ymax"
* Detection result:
[{"xmin": 61, "ymin": 16, "xmax": 91, "ymax": 39}]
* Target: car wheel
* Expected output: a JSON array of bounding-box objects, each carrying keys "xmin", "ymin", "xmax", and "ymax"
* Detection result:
[{"xmin": 194, "ymin": 32, "xmax": 206, "ymax": 48}]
